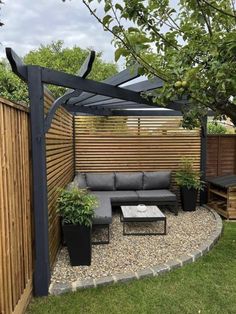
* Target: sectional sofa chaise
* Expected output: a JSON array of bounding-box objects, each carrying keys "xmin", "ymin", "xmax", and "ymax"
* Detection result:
[{"xmin": 70, "ymin": 171, "xmax": 178, "ymax": 244}]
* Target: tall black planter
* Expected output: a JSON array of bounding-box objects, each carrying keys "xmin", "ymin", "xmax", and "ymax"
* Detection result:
[
  {"xmin": 180, "ymin": 187, "xmax": 198, "ymax": 211},
  {"xmin": 62, "ymin": 224, "xmax": 92, "ymax": 266}
]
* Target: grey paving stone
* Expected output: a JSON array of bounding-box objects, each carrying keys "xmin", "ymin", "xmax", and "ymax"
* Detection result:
[
  {"xmin": 198, "ymin": 243, "xmax": 209, "ymax": 255},
  {"xmin": 114, "ymin": 272, "xmax": 137, "ymax": 283},
  {"xmin": 205, "ymin": 240, "xmax": 214, "ymax": 250},
  {"xmin": 190, "ymin": 249, "xmax": 202, "ymax": 261},
  {"xmin": 165, "ymin": 259, "xmax": 181, "ymax": 270},
  {"xmin": 75, "ymin": 278, "xmax": 95, "ymax": 290},
  {"xmin": 210, "ymin": 232, "xmax": 220, "ymax": 244},
  {"xmin": 50, "ymin": 282, "xmax": 72, "ymax": 295},
  {"xmin": 151, "ymin": 264, "xmax": 169, "ymax": 276},
  {"xmin": 95, "ymin": 276, "xmax": 114, "ymax": 287},
  {"xmin": 177, "ymin": 254, "xmax": 193, "ymax": 266},
  {"xmin": 136, "ymin": 268, "xmax": 154, "ymax": 279}
]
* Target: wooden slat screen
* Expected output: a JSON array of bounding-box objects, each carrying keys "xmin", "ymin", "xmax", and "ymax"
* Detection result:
[
  {"xmin": 44, "ymin": 91, "xmax": 74, "ymax": 266},
  {"xmin": 207, "ymin": 135, "xmax": 236, "ymax": 177},
  {"xmin": 75, "ymin": 116, "xmax": 201, "ymax": 180},
  {"xmin": 0, "ymin": 98, "xmax": 32, "ymax": 314}
]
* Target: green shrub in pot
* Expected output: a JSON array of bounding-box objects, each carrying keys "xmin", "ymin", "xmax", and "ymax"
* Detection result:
[
  {"xmin": 175, "ymin": 158, "xmax": 204, "ymax": 211},
  {"xmin": 57, "ymin": 187, "xmax": 98, "ymax": 266}
]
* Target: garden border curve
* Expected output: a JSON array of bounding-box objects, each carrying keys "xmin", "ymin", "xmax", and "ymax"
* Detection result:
[{"xmin": 49, "ymin": 207, "xmax": 223, "ymax": 295}]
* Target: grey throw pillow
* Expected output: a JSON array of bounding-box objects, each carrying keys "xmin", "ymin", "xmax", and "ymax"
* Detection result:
[
  {"xmin": 74, "ymin": 173, "xmax": 87, "ymax": 189},
  {"xmin": 115, "ymin": 172, "xmax": 143, "ymax": 190},
  {"xmin": 143, "ymin": 171, "xmax": 171, "ymax": 190},
  {"xmin": 86, "ymin": 173, "xmax": 115, "ymax": 191}
]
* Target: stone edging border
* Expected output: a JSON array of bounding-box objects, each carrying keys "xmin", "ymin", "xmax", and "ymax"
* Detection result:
[{"xmin": 49, "ymin": 207, "xmax": 223, "ymax": 295}]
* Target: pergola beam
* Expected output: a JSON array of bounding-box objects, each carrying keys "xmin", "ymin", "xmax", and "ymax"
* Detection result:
[
  {"xmin": 40, "ymin": 67, "xmax": 158, "ymax": 107},
  {"xmin": 72, "ymin": 108, "xmax": 182, "ymax": 116},
  {"xmin": 77, "ymin": 50, "xmax": 95, "ymax": 78},
  {"xmin": 6, "ymin": 48, "xmax": 27, "ymax": 81},
  {"xmin": 72, "ymin": 77, "xmax": 164, "ymax": 107},
  {"xmin": 81, "ymin": 100, "xmax": 183, "ymax": 111},
  {"xmin": 68, "ymin": 64, "xmax": 141, "ymax": 105}
]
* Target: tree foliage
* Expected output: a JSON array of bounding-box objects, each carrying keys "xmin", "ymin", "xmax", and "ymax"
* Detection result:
[
  {"xmin": 81, "ymin": 0, "xmax": 236, "ymax": 128},
  {"xmin": 207, "ymin": 121, "xmax": 228, "ymax": 134},
  {"xmin": 0, "ymin": 40, "xmax": 117, "ymax": 103}
]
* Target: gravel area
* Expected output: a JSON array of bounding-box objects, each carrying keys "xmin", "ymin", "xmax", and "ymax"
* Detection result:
[{"xmin": 51, "ymin": 207, "xmax": 217, "ymax": 284}]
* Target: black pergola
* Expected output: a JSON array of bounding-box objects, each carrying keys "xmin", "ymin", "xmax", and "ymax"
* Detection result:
[{"xmin": 6, "ymin": 48, "xmax": 207, "ymax": 296}]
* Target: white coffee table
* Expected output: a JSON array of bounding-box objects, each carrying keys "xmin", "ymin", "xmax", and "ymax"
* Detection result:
[{"xmin": 120, "ymin": 205, "xmax": 166, "ymax": 236}]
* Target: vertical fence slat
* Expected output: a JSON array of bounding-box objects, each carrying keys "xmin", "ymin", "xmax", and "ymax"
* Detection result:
[
  {"xmin": 0, "ymin": 103, "xmax": 11, "ymax": 314},
  {"xmin": 0, "ymin": 98, "xmax": 32, "ymax": 314}
]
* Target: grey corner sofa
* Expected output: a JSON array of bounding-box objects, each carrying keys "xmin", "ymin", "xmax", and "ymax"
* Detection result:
[{"xmin": 70, "ymin": 171, "xmax": 177, "ymax": 244}]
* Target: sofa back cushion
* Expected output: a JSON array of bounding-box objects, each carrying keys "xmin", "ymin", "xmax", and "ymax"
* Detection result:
[
  {"xmin": 86, "ymin": 173, "xmax": 115, "ymax": 191},
  {"xmin": 143, "ymin": 171, "xmax": 171, "ymax": 190},
  {"xmin": 115, "ymin": 172, "xmax": 143, "ymax": 190},
  {"xmin": 74, "ymin": 173, "xmax": 87, "ymax": 189}
]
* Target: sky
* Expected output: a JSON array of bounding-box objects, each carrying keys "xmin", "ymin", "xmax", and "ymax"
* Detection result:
[{"xmin": 0, "ymin": 0, "xmax": 116, "ymax": 63}]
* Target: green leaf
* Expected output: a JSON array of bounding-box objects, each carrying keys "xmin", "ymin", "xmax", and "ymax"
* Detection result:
[
  {"xmin": 114, "ymin": 48, "xmax": 127, "ymax": 62},
  {"xmin": 115, "ymin": 3, "xmax": 123, "ymax": 11},
  {"xmin": 102, "ymin": 15, "xmax": 112, "ymax": 26}
]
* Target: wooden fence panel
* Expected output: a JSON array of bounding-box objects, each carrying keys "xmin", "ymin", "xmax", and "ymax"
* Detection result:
[
  {"xmin": 44, "ymin": 91, "xmax": 74, "ymax": 266},
  {"xmin": 0, "ymin": 98, "xmax": 32, "ymax": 314},
  {"xmin": 75, "ymin": 116, "xmax": 201, "ymax": 191},
  {"xmin": 206, "ymin": 135, "xmax": 236, "ymax": 177}
]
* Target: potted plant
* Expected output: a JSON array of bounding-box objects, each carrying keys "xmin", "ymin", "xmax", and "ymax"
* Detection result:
[
  {"xmin": 57, "ymin": 187, "xmax": 98, "ymax": 266},
  {"xmin": 175, "ymin": 158, "xmax": 204, "ymax": 211}
]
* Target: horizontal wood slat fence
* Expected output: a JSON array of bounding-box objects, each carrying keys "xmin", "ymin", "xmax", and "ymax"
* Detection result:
[
  {"xmin": 0, "ymin": 98, "xmax": 32, "ymax": 314},
  {"xmin": 44, "ymin": 91, "xmax": 74, "ymax": 266},
  {"xmin": 206, "ymin": 135, "xmax": 236, "ymax": 178},
  {"xmin": 75, "ymin": 116, "xmax": 201, "ymax": 193}
]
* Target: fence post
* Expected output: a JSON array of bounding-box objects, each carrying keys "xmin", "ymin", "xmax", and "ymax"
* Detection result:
[
  {"xmin": 28, "ymin": 65, "xmax": 50, "ymax": 296},
  {"xmin": 200, "ymin": 116, "xmax": 207, "ymax": 205}
]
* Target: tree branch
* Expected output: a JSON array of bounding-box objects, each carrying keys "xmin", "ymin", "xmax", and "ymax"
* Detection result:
[
  {"xmin": 136, "ymin": 11, "xmax": 179, "ymax": 50},
  {"xmin": 82, "ymin": 0, "xmax": 169, "ymax": 81},
  {"xmin": 196, "ymin": 0, "xmax": 213, "ymax": 36},
  {"xmin": 202, "ymin": 0, "xmax": 236, "ymax": 19}
]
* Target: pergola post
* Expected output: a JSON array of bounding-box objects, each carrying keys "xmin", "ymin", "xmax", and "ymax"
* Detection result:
[
  {"xmin": 28, "ymin": 65, "xmax": 50, "ymax": 296},
  {"xmin": 200, "ymin": 116, "xmax": 207, "ymax": 205}
]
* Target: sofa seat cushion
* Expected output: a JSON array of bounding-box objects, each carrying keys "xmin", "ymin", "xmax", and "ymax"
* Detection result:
[
  {"xmin": 115, "ymin": 172, "xmax": 143, "ymax": 190},
  {"xmin": 90, "ymin": 193, "xmax": 112, "ymax": 224},
  {"xmin": 91, "ymin": 191, "xmax": 139, "ymax": 204},
  {"xmin": 86, "ymin": 173, "xmax": 115, "ymax": 191},
  {"xmin": 143, "ymin": 171, "xmax": 171, "ymax": 190},
  {"xmin": 137, "ymin": 190, "xmax": 176, "ymax": 202}
]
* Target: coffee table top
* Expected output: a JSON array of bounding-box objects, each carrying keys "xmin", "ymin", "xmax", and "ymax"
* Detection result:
[{"xmin": 121, "ymin": 205, "xmax": 165, "ymax": 219}]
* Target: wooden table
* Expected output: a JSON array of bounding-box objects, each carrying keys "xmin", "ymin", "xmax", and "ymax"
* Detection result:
[{"xmin": 120, "ymin": 205, "xmax": 166, "ymax": 236}]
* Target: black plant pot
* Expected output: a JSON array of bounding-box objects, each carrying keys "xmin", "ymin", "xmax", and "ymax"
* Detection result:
[
  {"xmin": 62, "ymin": 224, "xmax": 92, "ymax": 266},
  {"xmin": 180, "ymin": 187, "xmax": 198, "ymax": 211}
]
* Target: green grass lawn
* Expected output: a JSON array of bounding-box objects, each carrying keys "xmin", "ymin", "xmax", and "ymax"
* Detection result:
[{"xmin": 27, "ymin": 222, "xmax": 236, "ymax": 314}]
